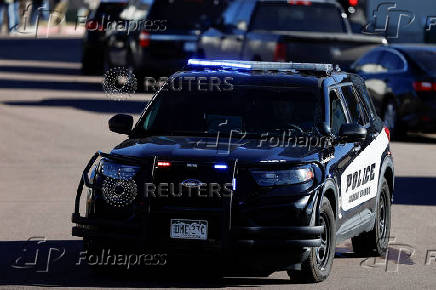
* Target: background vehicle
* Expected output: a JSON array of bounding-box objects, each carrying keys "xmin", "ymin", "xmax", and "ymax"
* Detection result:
[
  {"xmin": 108, "ymin": 0, "xmax": 229, "ymax": 90},
  {"xmin": 72, "ymin": 60, "xmax": 394, "ymax": 283},
  {"xmin": 197, "ymin": 0, "xmax": 386, "ymax": 69},
  {"xmin": 81, "ymin": 0, "xmax": 129, "ymax": 75},
  {"xmin": 351, "ymin": 44, "xmax": 436, "ymax": 138},
  {"xmin": 337, "ymin": 0, "xmax": 368, "ymax": 33}
]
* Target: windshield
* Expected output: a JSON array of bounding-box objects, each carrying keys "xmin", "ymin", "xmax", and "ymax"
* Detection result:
[
  {"xmin": 147, "ymin": 0, "xmax": 226, "ymax": 31},
  {"xmin": 250, "ymin": 3, "xmax": 346, "ymax": 33},
  {"xmin": 135, "ymin": 84, "xmax": 322, "ymax": 137},
  {"xmin": 95, "ymin": 2, "xmax": 128, "ymax": 20},
  {"xmin": 403, "ymin": 48, "xmax": 436, "ymax": 75}
]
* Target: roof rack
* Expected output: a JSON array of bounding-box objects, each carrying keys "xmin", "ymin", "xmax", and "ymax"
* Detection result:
[{"xmin": 187, "ymin": 59, "xmax": 340, "ymax": 74}]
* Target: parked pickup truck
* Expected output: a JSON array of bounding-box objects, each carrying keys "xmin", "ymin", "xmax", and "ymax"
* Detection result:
[{"xmin": 197, "ymin": 0, "xmax": 387, "ymax": 69}]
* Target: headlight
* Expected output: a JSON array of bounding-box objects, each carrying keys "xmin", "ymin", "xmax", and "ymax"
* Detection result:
[
  {"xmin": 99, "ymin": 159, "xmax": 140, "ymax": 207},
  {"xmin": 99, "ymin": 159, "xmax": 140, "ymax": 180},
  {"xmin": 251, "ymin": 167, "xmax": 314, "ymax": 186}
]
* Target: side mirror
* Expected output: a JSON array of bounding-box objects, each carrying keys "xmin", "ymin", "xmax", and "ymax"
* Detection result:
[
  {"xmin": 108, "ymin": 114, "xmax": 133, "ymax": 135},
  {"xmin": 339, "ymin": 123, "xmax": 367, "ymax": 142}
]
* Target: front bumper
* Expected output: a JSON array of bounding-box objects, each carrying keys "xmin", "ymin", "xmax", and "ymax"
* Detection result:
[{"xmin": 72, "ymin": 152, "xmax": 324, "ymax": 256}]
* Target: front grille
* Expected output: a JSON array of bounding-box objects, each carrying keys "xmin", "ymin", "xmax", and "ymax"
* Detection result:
[{"xmin": 150, "ymin": 161, "xmax": 233, "ymax": 209}]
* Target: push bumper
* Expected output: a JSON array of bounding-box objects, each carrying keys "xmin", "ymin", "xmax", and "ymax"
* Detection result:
[{"xmin": 72, "ymin": 152, "xmax": 324, "ymax": 254}]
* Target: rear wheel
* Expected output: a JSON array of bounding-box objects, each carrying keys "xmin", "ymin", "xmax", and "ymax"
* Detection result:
[
  {"xmin": 352, "ymin": 178, "xmax": 391, "ymax": 256},
  {"xmin": 287, "ymin": 197, "xmax": 336, "ymax": 283}
]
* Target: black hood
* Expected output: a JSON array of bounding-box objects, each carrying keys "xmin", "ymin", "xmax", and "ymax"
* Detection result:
[{"xmin": 110, "ymin": 135, "xmax": 325, "ymax": 164}]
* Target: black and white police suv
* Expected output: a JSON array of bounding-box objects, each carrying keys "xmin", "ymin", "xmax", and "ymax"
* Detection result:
[{"xmin": 72, "ymin": 59, "xmax": 394, "ymax": 282}]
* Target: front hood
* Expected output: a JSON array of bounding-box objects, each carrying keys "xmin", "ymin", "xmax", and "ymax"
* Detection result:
[{"xmin": 110, "ymin": 136, "xmax": 324, "ymax": 164}]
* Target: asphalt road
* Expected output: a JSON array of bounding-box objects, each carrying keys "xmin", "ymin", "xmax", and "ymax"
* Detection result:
[{"xmin": 1, "ymin": 37, "xmax": 436, "ymax": 289}]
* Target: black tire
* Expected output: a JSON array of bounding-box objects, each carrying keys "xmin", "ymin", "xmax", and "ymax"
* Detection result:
[
  {"xmin": 287, "ymin": 197, "xmax": 336, "ymax": 283},
  {"xmin": 352, "ymin": 178, "xmax": 391, "ymax": 256}
]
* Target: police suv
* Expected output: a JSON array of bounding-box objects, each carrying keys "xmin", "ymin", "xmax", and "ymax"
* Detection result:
[{"xmin": 72, "ymin": 60, "xmax": 394, "ymax": 282}]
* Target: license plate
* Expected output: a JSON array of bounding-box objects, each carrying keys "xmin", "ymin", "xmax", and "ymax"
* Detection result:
[
  {"xmin": 170, "ymin": 219, "xmax": 208, "ymax": 240},
  {"xmin": 183, "ymin": 42, "xmax": 197, "ymax": 52}
]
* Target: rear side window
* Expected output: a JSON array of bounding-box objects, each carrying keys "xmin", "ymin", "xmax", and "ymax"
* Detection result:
[
  {"xmin": 341, "ymin": 85, "xmax": 369, "ymax": 125},
  {"xmin": 147, "ymin": 0, "xmax": 226, "ymax": 30},
  {"xmin": 250, "ymin": 2, "xmax": 346, "ymax": 33},
  {"xmin": 378, "ymin": 51, "xmax": 406, "ymax": 72},
  {"xmin": 330, "ymin": 90, "xmax": 348, "ymax": 135},
  {"xmin": 353, "ymin": 50, "xmax": 384, "ymax": 73},
  {"xmin": 350, "ymin": 75, "xmax": 377, "ymax": 119}
]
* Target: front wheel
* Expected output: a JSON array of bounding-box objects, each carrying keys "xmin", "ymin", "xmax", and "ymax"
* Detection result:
[
  {"xmin": 352, "ymin": 178, "xmax": 391, "ymax": 256},
  {"xmin": 287, "ymin": 197, "xmax": 336, "ymax": 283}
]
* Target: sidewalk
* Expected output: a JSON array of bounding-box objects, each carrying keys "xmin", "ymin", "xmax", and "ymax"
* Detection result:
[{"xmin": 0, "ymin": 24, "xmax": 85, "ymax": 38}]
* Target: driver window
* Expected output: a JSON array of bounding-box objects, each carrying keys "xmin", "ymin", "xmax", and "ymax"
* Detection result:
[{"xmin": 330, "ymin": 90, "xmax": 348, "ymax": 135}]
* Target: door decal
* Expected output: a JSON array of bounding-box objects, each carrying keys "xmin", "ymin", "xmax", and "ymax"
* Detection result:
[{"xmin": 340, "ymin": 129, "xmax": 389, "ymax": 211}]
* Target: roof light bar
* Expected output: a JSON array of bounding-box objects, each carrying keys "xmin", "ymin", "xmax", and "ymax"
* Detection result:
[
  {"xmin": 187, "ymin": 59, "xmax": 252, "ymax": 69},
  {"xmin": 187, "ymin": 59, "xmax": 336, "ymax": 73}
]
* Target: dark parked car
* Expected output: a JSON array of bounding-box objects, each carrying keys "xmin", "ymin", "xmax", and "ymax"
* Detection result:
[
  {"xmin": 106, "ymin": 0, "xmax": 228, "ymax": 90},
  {"xmin": 72, "ymin": 60, "xmax": 394, "ymax": 282},
  {"xmin": 197, "ymin": 0, "xmax": 385, "ymax": 69},
  {"xmin": 351, "ymin": 44, "xmax": 436, "ymax": 137},
  {"xmin": 81, "ymin": 0, "xmax": 129, "ymax": 75}
]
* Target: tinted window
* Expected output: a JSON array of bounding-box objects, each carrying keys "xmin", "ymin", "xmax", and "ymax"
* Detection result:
[
  {"xmin": 147, "ymin": 0, "xmax": 226, "ymax": 30},
  {"xmin": 353, "ymin": 50, "xmax": 385, "ymax": 73},
  {"xmin": 350, "ymin": 74, "xmax": 377, "ymax": 118},
  {"xmin": 250, "ymin": 3, "xmax": 346, "ymax": 33},
  {"xmin": 378, "ymin": 51, "xmax": 405, "ymax": 71},
  {"xmin": 341, "ymin": 86, "xmax": 369, "ymax": 125},
  {"xmin": 402, "ymin": 48, "xmax": 436, "ymax": 75},
  {"xmin": 137, "ymin": 84, "xmax": 322, "ymax": 136},
  {"xmin": 330, "ymin": 90, "xmax": 348, "ymax": 135}
]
